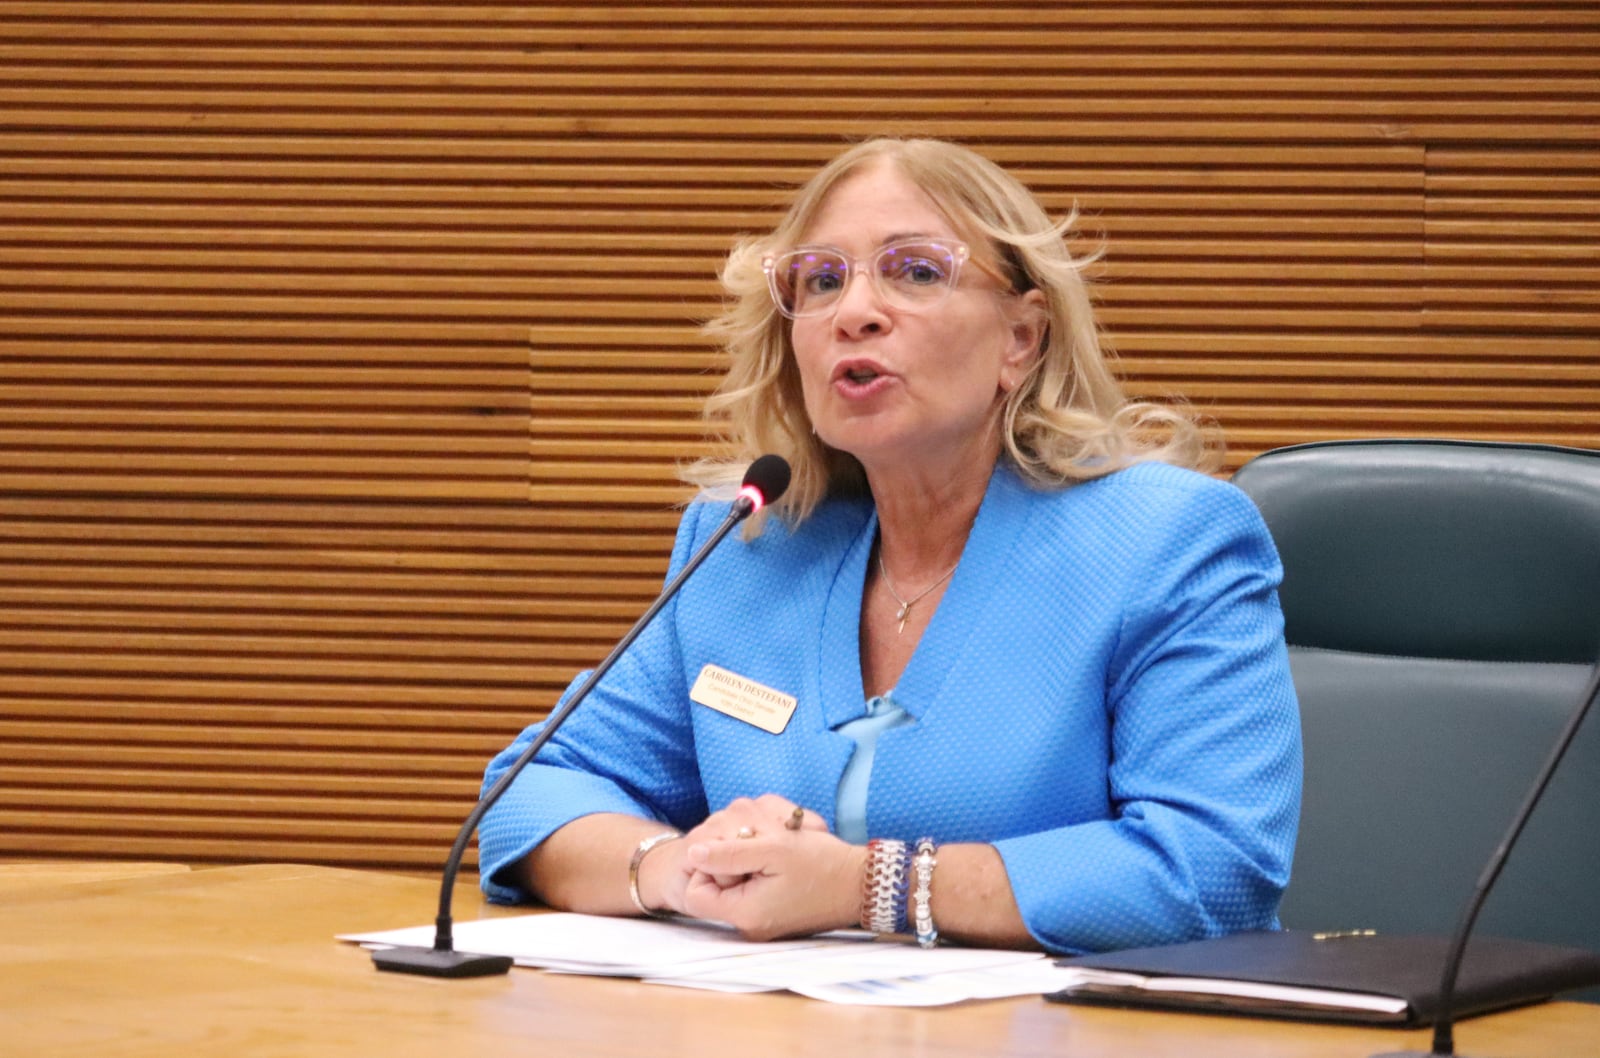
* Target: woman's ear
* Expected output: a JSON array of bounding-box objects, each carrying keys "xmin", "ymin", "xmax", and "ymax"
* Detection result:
[{"xmin": 999, "ymin": 289, "xmax": 1048, "ymax": 393}]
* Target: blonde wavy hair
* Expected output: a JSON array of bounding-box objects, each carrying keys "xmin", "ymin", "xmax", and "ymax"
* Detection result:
[{"xmin": 685, "ymin": 137, "xmax": 1218, "ymax": 526}]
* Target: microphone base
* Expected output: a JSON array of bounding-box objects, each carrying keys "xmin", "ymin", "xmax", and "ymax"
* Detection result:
[{"xmin": 371, "ymin": 945, "xmax": 514, "ymax": 978}]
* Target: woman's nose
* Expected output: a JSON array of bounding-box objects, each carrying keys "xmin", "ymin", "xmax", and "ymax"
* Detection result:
[{"xmin": 831, "ymin": 269, "xmax": 889, "ymax": 333}]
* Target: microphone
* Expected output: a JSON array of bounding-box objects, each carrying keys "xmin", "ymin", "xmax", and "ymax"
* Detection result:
[
  {"xmin": 372, "ymin": 454, "xmax": 791, "ymax": 977},
  {"xmin": 732, "ymin": 453, "xmax": 792, "ymax": 519},
  {"xmin": 1374, "ymin": 655, "xmax": 1600, "ymax": 1057}
]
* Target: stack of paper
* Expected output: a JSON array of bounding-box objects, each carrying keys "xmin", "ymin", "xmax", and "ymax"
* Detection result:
[{"xmin": 340, "ymin": 913, "xmax": 1077, "ymax": 1006}]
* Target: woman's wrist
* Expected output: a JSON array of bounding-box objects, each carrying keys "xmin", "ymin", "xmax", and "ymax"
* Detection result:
[
  {"xmin": 630, "ymin": 830, "xmax": 683, "ymax": 917},
  {"xmin": 833, "ymin": 843, "xmax": 872, "ymax": 931}
]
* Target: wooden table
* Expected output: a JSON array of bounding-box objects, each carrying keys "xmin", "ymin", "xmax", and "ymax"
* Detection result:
[
  {"xmin": 0, "ymin": 860, "xmax": 190, "ymax": 894},
  {"xmin": 3, "ymin": 863, "xmax": 1597, "ymax": 1057}
]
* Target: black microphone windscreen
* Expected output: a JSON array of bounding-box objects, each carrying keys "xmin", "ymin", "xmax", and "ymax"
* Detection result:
[{"xmin": 742, "ymin": 454, "xmax": 792, "ymax": 506}]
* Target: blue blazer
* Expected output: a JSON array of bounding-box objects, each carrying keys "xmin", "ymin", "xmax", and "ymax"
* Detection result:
[{"xmin": 479, "ymin": 460, "xmax": 1302, "ymax": 954}]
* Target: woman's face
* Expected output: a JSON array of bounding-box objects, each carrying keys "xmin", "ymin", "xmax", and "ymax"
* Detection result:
[{"xmin": 788, "ymin": 161, "xmax": 1042, "ymax": 482}]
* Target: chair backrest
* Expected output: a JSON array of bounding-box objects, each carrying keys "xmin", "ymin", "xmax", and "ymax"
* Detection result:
[{"xmin": 1231, "ymin": 440, "xmax": 1600, "ymax": 966}]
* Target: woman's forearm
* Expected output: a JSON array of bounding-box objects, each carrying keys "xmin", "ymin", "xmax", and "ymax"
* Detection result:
[
  {"xmin": 922, "ymin": 843, "xmax": 1035, "ymax": 949},
  {"xmin": 522, "ymin": 813, "xmax": 677, "ymax": 914}
]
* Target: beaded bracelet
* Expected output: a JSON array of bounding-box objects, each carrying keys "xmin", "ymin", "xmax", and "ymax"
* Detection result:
[
  {"xmin": 859, "ymin": 837, "xmax": 910, "ymax": 935},
  {"xmin": 911, "ymin": 837, "xmax": 939, "ymax": 948}
]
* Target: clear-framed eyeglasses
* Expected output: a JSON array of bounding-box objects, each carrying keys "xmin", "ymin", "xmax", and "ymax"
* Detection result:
[{"xmin": 763, "ymin": 239, "xmax": 971, "ymax": 320}]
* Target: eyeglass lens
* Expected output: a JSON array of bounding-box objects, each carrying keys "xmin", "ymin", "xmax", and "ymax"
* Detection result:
[{"xmin": 767, "ymin": 242, "xmax": 964, "ymax": 318}]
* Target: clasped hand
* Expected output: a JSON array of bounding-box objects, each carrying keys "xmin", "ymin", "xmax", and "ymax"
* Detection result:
[{"xmin": 640, "ymin": 794, "xmax": 865, "ymax": 942}]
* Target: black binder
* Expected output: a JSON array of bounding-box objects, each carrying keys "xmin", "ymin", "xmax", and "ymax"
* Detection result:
[{"xmin": 1046, "ymin": 930, "xmax": 1600, "ymax": 1027}]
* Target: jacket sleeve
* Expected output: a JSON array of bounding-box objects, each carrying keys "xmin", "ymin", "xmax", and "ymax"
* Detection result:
[
  {"xmin": 475, "ymin": 501, "xmax": 716, "ymax": 904},
  {"xmin": 994, "ymin": 477, "xmax": 1303, "ymax": 954}
]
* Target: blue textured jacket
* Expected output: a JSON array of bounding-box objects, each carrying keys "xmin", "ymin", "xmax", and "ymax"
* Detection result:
[{"xmin": 479, "ymin": 460, "xmax": 1302, "ymax": 954}]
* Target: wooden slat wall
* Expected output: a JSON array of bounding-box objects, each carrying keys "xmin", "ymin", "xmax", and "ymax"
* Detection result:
[{"xmin": 2, "ymin": 2, "xmax": 1597, "ymax": 871}]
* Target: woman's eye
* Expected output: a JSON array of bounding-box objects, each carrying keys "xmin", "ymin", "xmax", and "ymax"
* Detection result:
[
  {"xmin": 892, "ymin": 258, "xmax": 945, "ymax": 285},
  {"xmin": 804, "ymin": 270, "xmax": 844, "ymax": 294}
]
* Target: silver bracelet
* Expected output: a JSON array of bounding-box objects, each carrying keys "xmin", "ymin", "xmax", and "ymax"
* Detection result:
[
  {"xmin": 859, "ymin": 838, "xmax": 910, "ymax": 935},
  {"xmin": 627, "ymin": 829, "xmax": 683, "ymax": 918},
  {"xmin": 911, "ymin": 837, "xmax": 939, "ymax": 948}
]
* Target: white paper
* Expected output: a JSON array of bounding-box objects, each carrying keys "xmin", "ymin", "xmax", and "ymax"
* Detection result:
[
  {"xmin": 795, "ymin": 961, "xmax": 1090, "ymax": 1007},
  {"xmin": 1063, "ymin": 968, "xmax": 1410, "ymax": 1015},
  {"xmin": 652, "ymin": 942, "xmax": 1038, "ymax": 989},
  {"xmin": 342, "ymin": 912, "xmax": 844, "ymax": 976},
  {"xmin": 340, "ymin": 912, "xmax": 1055, "ymax": 1006}
]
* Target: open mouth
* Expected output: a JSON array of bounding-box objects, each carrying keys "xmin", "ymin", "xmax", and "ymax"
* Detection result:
[{"xmin": 835, "ymin": 360, "xmax": 887, "ymax": 387}]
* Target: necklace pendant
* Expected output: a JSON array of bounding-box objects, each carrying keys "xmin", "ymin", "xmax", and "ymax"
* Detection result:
[{"xmin": 895, "ymin": 603, "xmax": 909, "ymax": 635}]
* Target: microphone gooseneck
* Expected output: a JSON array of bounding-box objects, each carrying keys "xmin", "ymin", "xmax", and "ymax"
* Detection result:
[
  {"xmin": 372, "ymin": 455, "xmax": 791, "ymax": 978},
  {"xmin": 1372, "ymin": 655, "xmax": 1600, "ymax": 1057}
]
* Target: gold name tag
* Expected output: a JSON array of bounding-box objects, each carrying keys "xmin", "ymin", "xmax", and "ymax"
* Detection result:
[{"xmin": 689, "ymin": 664, "xmax": 798, "ymax": 735}]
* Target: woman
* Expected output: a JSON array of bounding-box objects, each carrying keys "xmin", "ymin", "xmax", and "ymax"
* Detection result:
[{"xmin": 478, "ymin": 138, "xmax": 1301, "ymax": 955}]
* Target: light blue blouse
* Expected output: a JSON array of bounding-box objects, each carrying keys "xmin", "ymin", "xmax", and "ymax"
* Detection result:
[{"xmin": 833, "ymin": 692, "xmax": 913, "ymax": 845}]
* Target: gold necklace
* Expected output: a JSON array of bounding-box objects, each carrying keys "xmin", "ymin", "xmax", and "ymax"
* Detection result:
[{"xmin": 876, "ymin": 553, "xmax": 959, "ymax": 635}]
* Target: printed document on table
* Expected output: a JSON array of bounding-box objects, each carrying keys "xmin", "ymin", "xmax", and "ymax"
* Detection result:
[
  {"xmin": 342, "ymin": 912, "xmax": 839, "ymax": 976},
  {"xmin": 340, "ymin": 912, "xmax": 1068, "ymax": 1005}
]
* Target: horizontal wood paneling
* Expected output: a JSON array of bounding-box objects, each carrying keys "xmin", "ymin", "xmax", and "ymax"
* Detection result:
[{"xmin": 2, "ymin": 1, "xmax": 1597, "ymax": 872}]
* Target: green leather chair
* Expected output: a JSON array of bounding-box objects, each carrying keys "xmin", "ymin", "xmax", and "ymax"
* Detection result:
[{"xmin": 1231, "ymin": 440, "xmax": 1600, "ymax": 980}]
